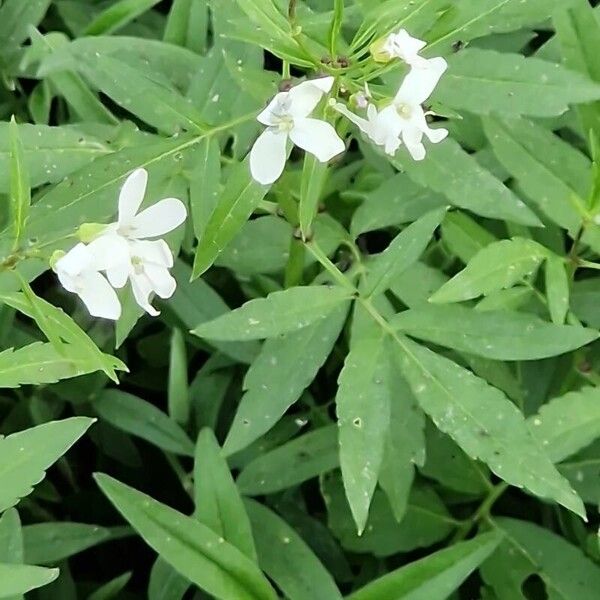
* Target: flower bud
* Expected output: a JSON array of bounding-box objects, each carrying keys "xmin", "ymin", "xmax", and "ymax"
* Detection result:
[
  {"xmin": 49, "ymin": 249, "xmax": 65, "ymax": 270},
  {"xmin": 370, "ymin": 37, "xmax": 392, "ymax": 63},
  {"xmin": 77, "ymin": 222, "xmax": 107, "ymax": 243}
]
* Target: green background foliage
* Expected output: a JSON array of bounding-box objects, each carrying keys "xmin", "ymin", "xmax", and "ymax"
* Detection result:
[{"xmin": 2, "ymin": 0, "xmax": 600, "ymax": 598}]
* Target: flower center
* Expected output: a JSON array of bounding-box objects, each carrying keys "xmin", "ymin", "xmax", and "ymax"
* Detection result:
[
  {"xmin": 396, "ymin": 102, "xmax": 412, "ymax": 118},
  {"xmin": 275, "ymin": 114, "xmax": 294, "ymax": 133},
  {"xmin": 131, "ymin": 256, "xmax": 145, "ymax": 275}
]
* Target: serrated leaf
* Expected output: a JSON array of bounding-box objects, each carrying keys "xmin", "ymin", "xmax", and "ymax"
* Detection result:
[
  {"xmin": 529, "ymin": 387, "xmax": 600, "ymax": 463},
  {"xmin": 192, "ymin": 160, "xmax": 270, "ymax": 277},
  {"xmin": 193, "ymin": 429, "xmax": 257, "ymax": 562},
  {"xmin": 483, "ymin": 117, "xmax": 589, "ymax": 232},
  {"xmin": 245, "ymin": 500, "xmax": 343, "ymax": 600},
  {"xmin": 349, "ymin": 533, "xmax": 501, "ymax": 600},
  {"xmin": 0, "ymin": 417, "xmax": 93, "ymax": 513},
  {"xmin": 95, "ymin": 474, "xmax": 277, "ymax": 600},
  {"xmin": 236, "ymin": 426, "xmax": 339, "ymax": 495},
  {"xmin": 390, "ymin": 138, "xmax": 541, "ymax": 226},
  {"xmin": 392, "ymin": 304, "xmax": 598, "ymax": 360},
  {"xmin": 436, "ymin": 49, "xmax": 600, "ymax": 117},
  {"xmin": 430, "ymin": 238, "xmax": 548, "ymax": 304},
  {"xmin": 223, "ymin": 304, "xmax": 348, "ymax": 455},
  {"xmin": 0, "ymin": 563, "xmax": 58, "ymax": 598},
  {"xmin": 365, "ymin": 208, "xmax": 447, "ymax": 297},
  {"xmin": 192, "ymin": 285, "xmax": 352, "ymax": 341},
  {"xmin": 393, "ymin": 335, "xmax": 586, "ymax": 518},
  {"xmin": 93, "ymin": 390, "xmax": 194, "ymax": 456}
]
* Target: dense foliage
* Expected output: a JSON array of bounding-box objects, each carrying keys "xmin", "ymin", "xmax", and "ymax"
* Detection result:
[{"xmin": 2, "ymin": 0, "xmax": 600, "ymax": 598}]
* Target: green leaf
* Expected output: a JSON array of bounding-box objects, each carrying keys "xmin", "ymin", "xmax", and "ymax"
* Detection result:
[
  {"xmin": 245, "ymin": 500, "xmax": 343, "ymax": 600},
  {"xmin": 0, "ymin": 0, "xmax": 51, "ymax": 50},
  {"xmin": 545, "ymin": 255, "xmax": 570, "ymax": 324},
  {"xmin": 390, "ymin": 138, "xmax": 541, "ymax": 226},
  {"xmin": 0, "ymin": 291, "xmax": 127, "ymax": 382},
  {"xmin": 193, "ymin": 429, "xmax": 257, "ymax": 562},
  {"xmin": 0, "ymin": 343, "xmax": 122, "ymax": 388},
  {"xmin": 426, "ymin": 0, "xmax": 576, "ymax": 54},
  {"xmin": 8, "ymin": 116, "xmax": 30, "ymax": 248},
  {"xmin": 483, "ymin": 116, "xmax": 589, "ymax": 232},
  {"xmin": 95, "ymin": 474, "xmax": 277, "ymax": 600},
  {"xmin": 299, "ymin": 154, "xmax": 328, "ymax": 239},
  {"xmin": 349, "ymin": 533, "xmax": 501, "ymax": 600},
  {"xmin": 192, "ymin": 160, "xmax": 270, "ymax": 278},
  {"xmin": 365, "ymin": 208, "xmax": 447, "ymax": 297},
  {"xmin": 168, "ymin": 328, "xmax": 189, "ymax": 426},
  {"xmin": 223, "ymin": 304, "xmax": 348, "ymax": 455},
  {"xmin": 482, "ymin": 517, "xmax": 600, "ymax": 599},
  {"xmin": 0, "ymin": 417, "xmax": 94, "ymax": 512},
  {"xmin": 554, "ymin": 0, "xmax": 600, "ymax": 143},
  {"xmin": 88, "ymin": 572, "xmax": 132, "ymax": 600},
  {"xmin": 529, "ymin": 387, "xmax": 600, "ymax": 463},
  {"xmin": 190, "ymin": 136, "xmax": 221, "ymax": 240},
  {"xmin": 350, "ymin": 174, "xmax": 447, "ymax": 237},
  {"xmin": 337, "ymin": 321, "xmax": 391, "ymax": 534},
  {"xmin": 236, "ymin": 426, "xmax": 339, "ymax": 495},
  {"xmin": 436, "ymin": 49, "xmax": 600, "ymax": 117},
  {"xmin": 192, "ymin": 285, "xmax": 352, "ymax": 341},
  {"xmin": 393, "ymin": 335, "xmax": 586, "ymax": 518},
  {"xmin": 148, "ymin": 557, "xmax": 190, "ymax": 600},
  {"xmin": 93, "ymin": 390, "xmax": 194, "ymax": 457},
  {"xmin": 0, "ymin": 508, "xmax": 23, "ymax": 563},
  {"xmin": 430, "ymin": 238, "xmax": 548, "ymax": 304},
  {"xmin": 83, "ymin": 0, "xmax": 162, "ymax": 35},
  {"xmin": 23, "ymin": 523, "xmax": 113, "ymax": 564},
  {"xmin": 164, "ymin": 0, "xmax": 209, "ymax": 53},
  {"xmin": 0, "ymin": 563, "xmax": 58, "ymax": 597},
  {"xmin": 391, "ymin": 304, "xmax": 598, "ymax": 360},
  {"xmin": 323, "ymin": 473, "xmax": 457, "ymax": 557}
]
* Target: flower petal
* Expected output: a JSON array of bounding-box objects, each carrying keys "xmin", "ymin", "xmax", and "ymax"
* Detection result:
[
  {"xmin": 130, "ymin": 198, "xmax": 187, "ymax": 239},
  {"xmin": 402, "ymin": 125, "xmax": 427, "ymax": 161},
  {"xmin": 130, "ymin": 239, "xmax": 173, "ymax": 268},
  {"xmin": 118, "ymin": 168, "xmax": 148, "ymax": 227},
  {"xmin": 249, "ymin": 128, "xmax": 288, "ymax": 184},
  {"xmin": 333, "ymin": 103, "xmax": 371, "ymax": 135},
  {"xmin": 55, "ymin": 243, "xmax": 93, "ymax": 278},
  {"xmin": 288, "ymin": 77, "xmax": 333, "ymax": 118},
  {"xmin": 289, "ymin": 117, "xmax": 345, "ymax": 162},
  {"xmin": 145, "ymin": 263, "xmax": 177, "ymax": 298},
  {"xmin": 87, "ymin": 234, "xmax": 130, "ymax": 271},
  {"xmin": 78, "ymin": 271, "xmax": 122, "ymax": 320},
  {"xmin": 130, "ymin": 272, "xmax": 160, "ymax": 316},
  {"xmin": 395, "ymin": 57, "xmax": 448, "ymax": 106},
  {"xmin": 385, "ymin": 29, "xmax": 427, "ymax": 65},
  {"xmin": 257, "ymin": 92, "xmax": 289, "ymax": 126}
]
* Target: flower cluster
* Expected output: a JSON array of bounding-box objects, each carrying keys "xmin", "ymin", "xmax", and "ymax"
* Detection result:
[
  {"xmin": 249, "ymin": 29, "xmax": 447, "ymax": 184},
  {"xmin": 53, "ymin": 169, "xmax": 186, "ymax": 320}
]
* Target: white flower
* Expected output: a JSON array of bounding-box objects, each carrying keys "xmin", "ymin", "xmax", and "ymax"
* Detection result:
[
  {"xmin": 338, "ymin": 57, "xmax": 448, "ymax": 160},
  {"xmin": 249, "ymin": 77, "xmax": 345, "ymax": 185},
  {"xmin": 97, "ymin": 168, "xmax": 186, "ymax": 316},
  {"xmin": 54, "ymin": 238, "xmax": 122, "ymax": 320},
  {"xmin": 383, "ymin": 29, "xmax": 428, "ymax": 67}
]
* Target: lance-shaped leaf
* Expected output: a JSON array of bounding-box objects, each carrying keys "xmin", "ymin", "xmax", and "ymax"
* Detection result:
[
  {"xmin": 545, "ymin": 255, "xmax": 570, "ymax": 325},
  {"xmin": 192, "ymin": 160, "xmax": 270, "ymax": 277},
  {"xmin": 8, "ymin": 116, "xmax": 30, "ymax": 248},
  {"xmin": 392, "ymin": 304, "xmax": 598, "ymax": 361},
  {"xmin": 223, "ymin": 304, "xmax": 348, "ymax": 455},
  {"xmin": 365, "ymin": 208, "xmax": 447, "ymax": 297},
  {"xmin": 483, "ymin": 117, "xmax": 589, "ymax": 232},
  {"xmin": 95, "ymin": 474, "xmax": 276, "ymax": 600},
  {"xmin": 390, "ymin": 138, "xmax": 541, "ymax": 226},
  {"xmin": 83, "ymin": 0, "xmax": 162, "ymax": 35},
  {"xmin": 528, "ymin": 387, "xmax": 600, "ymax": 463},
  {"xmin": 193, "ymin": 429, "xmax": 257, "ymax": 562},
  {"xmin": 193, "ymin": 285, "xmax": 352, "ymax": 341},
  {"xmin": 392, "ymin": 335, "xmax": 586, "ymax": 518},
  {"xmin": 245, "ymin": 500, "xmax": 343, "ymax": 600},
  {"xmin": 349, "ymin": 532, "xmax": 501, "ymax": 600},
  {"xmin": 430, "ymin": 238, "xmax": 548, "ymax": 304},
  {"xmin": 0, "ymin": 417, "xmax": 94, "ymax": 513},
  {"xmin": 336, "ymin": 328, "xmax": 391, "ymax": 534},
  {"xmin": 0, "ymin": 0, "xmax": 51, "ymax": 50},
  {"xmin": 93, "ymin": 390, "xmax": 194, "ymax": 457},
  {"xmin": 0, "ymin": 563, "xmax": 59, "ymax": 598},
  {"xmin": 436, "ymin": 49, "xmax": 600, "ymax": 117}
]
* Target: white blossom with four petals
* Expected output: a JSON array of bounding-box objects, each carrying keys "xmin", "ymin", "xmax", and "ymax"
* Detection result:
[
  {"xmin": 54, "ymin": 168, "xmax": 186, "ymax": 319},
  {"xmin": 383, "ymin": 29, "xmax": 428, "ymax": 67},
  {"xmin": 249, "ymin": 77, "xmax": 345, "ymax": 184}
]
